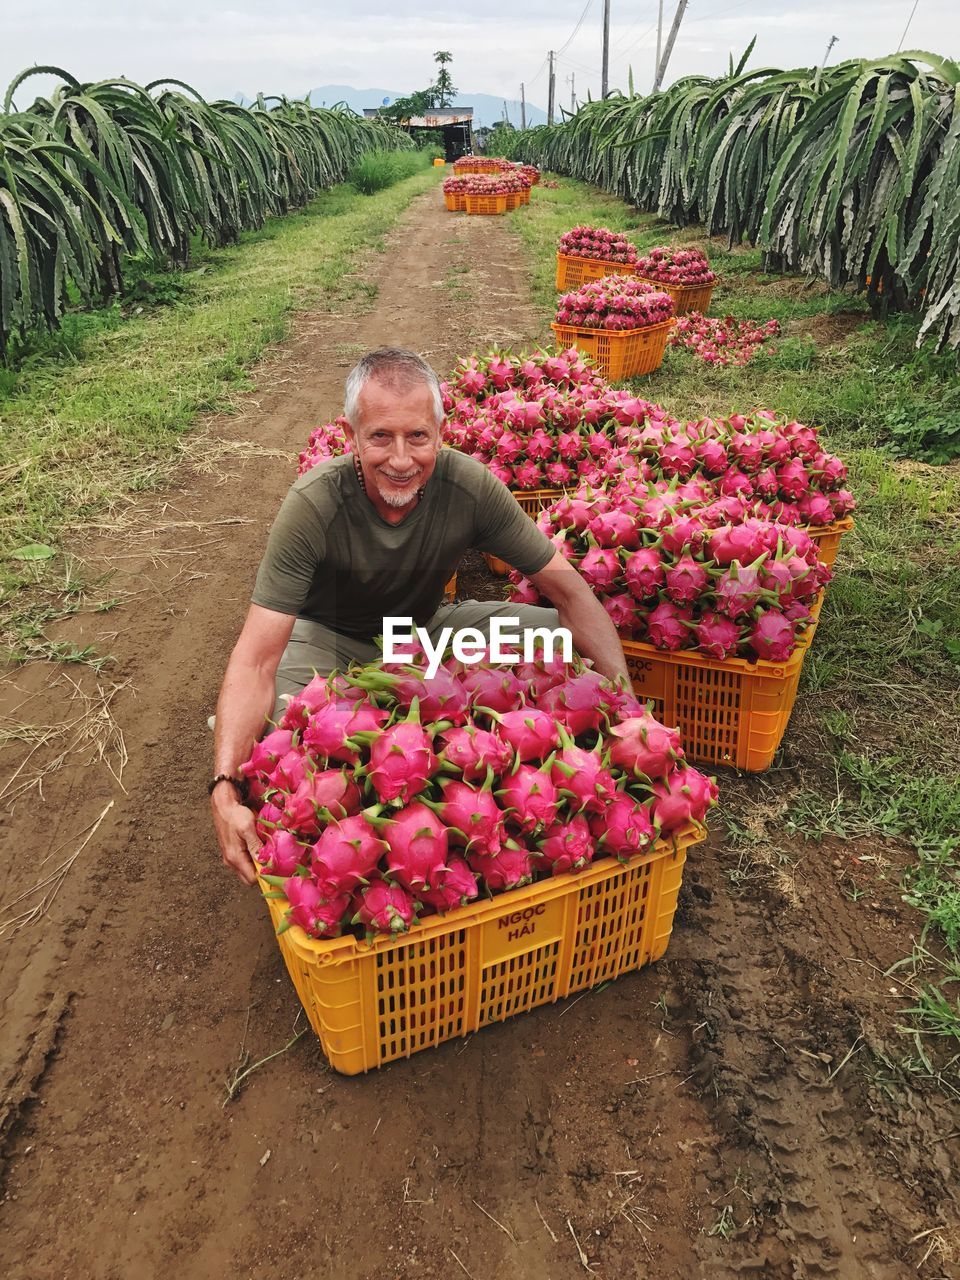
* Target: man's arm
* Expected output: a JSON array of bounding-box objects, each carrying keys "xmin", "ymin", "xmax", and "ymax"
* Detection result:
[
  {"xmin": 529, "ymin": 551, "xmax": 629, "ymax": 684},
  {"xmin": 211, "ymin": 604, "xmax": 296, "ymax": 885}
]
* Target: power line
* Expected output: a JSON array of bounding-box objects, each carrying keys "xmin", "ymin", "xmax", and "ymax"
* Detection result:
[
  {"xmin": 608, "ymin": 20, "xmax": 659, "ymax": 69},
  {"xmin": 897, "ymin": 0, "xmax": 921, "ymax": 51},
  {"xmin": 557, "ymin": 0, "xmax": 597, "ymax": 57},
  {"xmin": 555, "ymin": 51, "xmax": 602, "ymax": 77},
  {"xmin": 527, "ymin": 55, "xmax": 550, "ymax": 88}
]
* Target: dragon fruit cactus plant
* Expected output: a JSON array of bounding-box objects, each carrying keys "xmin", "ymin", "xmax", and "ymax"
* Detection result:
[{"xmin": 241, "ymin": 651, "xmax": 717, "ymax": 942}]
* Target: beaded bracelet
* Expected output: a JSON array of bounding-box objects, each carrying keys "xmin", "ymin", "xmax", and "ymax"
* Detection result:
[{"xmin": 208, "ymin": 774, "xmax": 248, "ymax": 800}]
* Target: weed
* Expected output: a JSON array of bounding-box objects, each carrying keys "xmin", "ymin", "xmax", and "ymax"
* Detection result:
[{"xmin": 707, "ymin": 1205, "xmax": 736, "ymax": 1239}]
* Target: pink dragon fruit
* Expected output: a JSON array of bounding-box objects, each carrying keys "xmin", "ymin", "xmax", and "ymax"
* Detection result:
[
  {"xmin": 311, "ymin": 811, "xmax": 389, "ymax": 896},
  {"xmin": 514, "ymin": 459, "xmax": 544, "ymax": 490},
  {"xmin": 432, "ymin": 779, "xmax": 506, "ymax": 856},
  {"xmin": 382, "ymin": 803, "xmax": 449, "ymax": 891},
  {"xmin": 439, "ymin": 724, "xmax": 514, "ymax": 781},
  {"xmin": 645, "ymin": 600, "xmax": 694, "ymax": 651},
  {"xmin": 496, "ymin": 708, "xmax": 560, "ymax": 761},
  {"xmin": 590, "ymin": 509, "xmax": 640, "ymax": 549},
  {"xmin": 776, "ymin": 458, "xmax": 811, "ymax": 500},
  {"xmin": 538, "ymin": 668, "xmax": 609, "ymax": 735},
  {"xmin": 460, "ymin": 665, "xmax": 525, "ymax": 713},
  {"xmin": 650, "ymin": 767, "xmax": 718, "ymax": 832},
  {"xmin": 713, "ymin": 560, "xmax": 768, "ymax": 619},
  {"xmin": 664, "ymin": 554, "xmax": 710, "ymax": 606},
  {"xmin": 496, "ymin": 764, "xmax": 558, "ymax": 833},
  {"xmin": 708, "ymin": 523, "xmax": 769, "ymax": 566},
  {"xmin": 267, "ymin": 767, "xmax": 362, "ymax": 838},
  {"xmin": 603, "ymin": 592, "xmax": 639, "ymax": 632},
  {"xmin": 526, "ymin": 427, "xmax": 555, "ymax": 461},
  {"xmin": 539, "ymin": 816, "xmax": 595, "ymax": 872},
  {"xmin": 747, "ymin": 610, "xmax": 799, "ymax": 662},
  {"xmin": 550, "ymin": 730, "xmax": 617, "ymax": 813},
  {"xmin": 241, "ymin": 729, "xmax": 295, "ymax": 783},
  {"xmin": 367, "ymin": 712, "xmax": 438, "ymax": 804},
  {"xmin": 694, "ymin": 612, "xmax": 742, "ymax": 659},
  {"xmin": 352, "ymin": 881, "xmax": 418, "ymax": 939},
  {"xmin": 579, "ymin": 545, "xmax": 621, "ymax": 590},
  {"xmin": 661, "ymin": 515, "xmax": 706, "ymax": 556},
  {"xmin": 267, "ymin": 748, "xmax": 308, "ymax": 793},
  {"xmin": 468, "ymin": 843, "xmax": 537, "ymax": 892},
  {"xmin": 624, "ymin": 546, "xmax": 666, "ymax": 600},
  {"xmin": 256, "ymin": 830, "xmax": 309, "ymax": 877},
  {"xmin": 589, "ymin": 793, "xmax": 655, "ymax": 858},
  {"xmin": 608, "ymin": 712, "xmax": 684, "ymax": 780},
  {"xmin": 418, "ymin": 855, "xmax": 480, "ymax": 913},
  {"xmin": 302, "ymin": 699, "xmax": 388, "ymax": 764},
  {"xmin": 283, "ymin": 876, "xmax": 350, "ymax": 939}
]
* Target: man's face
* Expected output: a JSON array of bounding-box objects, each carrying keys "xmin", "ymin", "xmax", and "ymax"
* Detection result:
[{"xmin": 346, "ymin": 377, "xmax": 441, "ymax": 515}]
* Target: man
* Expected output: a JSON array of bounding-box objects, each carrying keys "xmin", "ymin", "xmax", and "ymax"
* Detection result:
[{"xmin": 211, "ymin": 347, "xmax": 629, "ymax": 884}]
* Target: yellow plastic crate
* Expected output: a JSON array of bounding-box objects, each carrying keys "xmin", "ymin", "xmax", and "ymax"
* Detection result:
[
  {"xmin": 513, "ymin": 487, "xmax": 562, "ymax": 516},
  {"xmin": 444, "ymin": 571, "xmax": 457, "ymax": 600},
  {"xmin": 622, "ymin": 616, "xmax": 819, "ymax": 772},
  {"xmin": 433, "ymin": 157, "xmax": 446, "ymax": 167},
  {"xmin": 635, "ymin": 276, "xmax": 716, "ymax": 316},
  {"xmin": 808, "ymin": 516, "xmax": 854, "ymax": 568},
  {"xmin": 259, "ymin": 825, "xmax": 701, "ymax": 1074},
  {"xmin": 465, "ymin": 193, "xmax": 509, "ymax": 215},
  {"xmin": 551, "ymin": 320, "xmax": 674, "ymax": 381},
  {"xmin": 555, "ymin": 252, "xmax": 636, "ymax": 291},
  {"xmin": 444, "ymin": 191, "xmax": 467, "ymax": 212}
]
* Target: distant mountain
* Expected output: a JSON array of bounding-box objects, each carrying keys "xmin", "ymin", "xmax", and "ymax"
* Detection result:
[{"xmin": 304, "ymin": 85, "xmax": 547, "ymax": 129}]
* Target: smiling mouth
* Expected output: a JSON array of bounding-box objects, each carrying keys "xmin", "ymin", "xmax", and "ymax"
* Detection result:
[{"xmin": 378, "ymin": 469, "xmax": 422, "ymax": 485}]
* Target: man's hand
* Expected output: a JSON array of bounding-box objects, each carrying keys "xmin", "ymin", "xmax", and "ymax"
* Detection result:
[
  {"xmin": 212, "ymin": 604, "xmax": 295, "ymax": 886},
  {"xmin": 211, "ymin": 786, "xmax": 261, "ymax": 886}
]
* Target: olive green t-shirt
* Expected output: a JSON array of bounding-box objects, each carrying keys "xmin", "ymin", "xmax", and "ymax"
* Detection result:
[{"xmin": 251, "ymin": 450, "xmax": 555, "ymax": 639}]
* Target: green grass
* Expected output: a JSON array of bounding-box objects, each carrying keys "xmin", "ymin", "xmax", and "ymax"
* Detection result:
[
  {"xmin": 508, "ymin": 174, "xmax": 960, "ymax": 1063},
  {"xmin": 0, "ymin": 166, "xmax": 441, "ymax": 651},
  {"xmin": 347, "ymin": 149, "xmax": 433, "ymax": 194}
]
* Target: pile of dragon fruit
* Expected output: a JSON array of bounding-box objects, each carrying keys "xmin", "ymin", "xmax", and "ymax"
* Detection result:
[
  {"xmin": 452, "ymin": 156, "xmax": 513, "ymax": 173},
  {"xmin": 512, "ymin": 485, "xmax": 831, "ymax": 660},
  {"xmin": 618, "ymin": 408, "xmax": 855, "ymax": 525},
  {"xmin": 669, "ymin": 313, "xmax": 781, "ymax": 367},
  {"xmin": 558, "ymin": 225, "xmax": 639, "ymax": 264},
  {"xmin": 298, "ymin": 416, "xmax": 351, "ymax": 475},
  {"xmin": 244, "ymin": 655, "xmax": 717, "ymax": 940},
  {"xmin": 555, "ymin": 278, "xmax": 675, "ymax": 332},
  {"xmin": 517, "ymin": 164, "xmax": 540, "ymax": 186},
  {"xmin": 635, "ymin": 246, "xmax": 716, "ymax": 287},
  {"xmin": 458, "ymin": 171, "xmax": 531, "ymax": 196},
  {"xmin": 437, "ymin": 352, "xmax": 853, "ymax": 527}
]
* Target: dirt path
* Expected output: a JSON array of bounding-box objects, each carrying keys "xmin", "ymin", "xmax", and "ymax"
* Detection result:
[{"xmin": 2, "ymin": 189, "xmax": 958, "ymax": 1280}]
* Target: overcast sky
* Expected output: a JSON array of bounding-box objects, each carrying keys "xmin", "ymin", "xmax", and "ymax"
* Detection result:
[{"xmin": 4, "ymin": 1, "xmax": 958, "ymax": 113}]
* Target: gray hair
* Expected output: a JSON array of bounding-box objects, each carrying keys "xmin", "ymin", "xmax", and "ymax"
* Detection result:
[{"xmin": 344, "ymin": 348, "xmax": 444, "ymax": 429}]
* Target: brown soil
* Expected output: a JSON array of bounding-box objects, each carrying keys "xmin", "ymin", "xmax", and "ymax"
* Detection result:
[{"xmin": 2, "ymin": 191, "xmax": 959, "ymax": 1280}]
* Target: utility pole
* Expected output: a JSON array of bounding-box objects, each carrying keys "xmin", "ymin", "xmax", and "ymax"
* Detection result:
[
  {"xmin": 655, "ymin": 0, "xmax": 664, "ymax": 90},
  {"xmin": 601, "ymin": 0, "xmax": 611, "ymax": 98},
  {"xmin": 653, "ymin": 0, "xmax": 688, "ymax": 92},
  {"xmin": 502, "ymin": 100, "xmax": 511, "ymax": 125},
  {"xmin": 819, "ymin": 35, "xmax": 838, "ymax": 69},
  {"xmin": 547, "ymin": 50, "xmax": 556, "ymax": 124},
  {"xmin": 566, "ymin": 72, "xmax": 576, "ymax": 113},
  {"xmin": 520, "ymin": 82, "xmax": 526, "ymax": 129}
]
